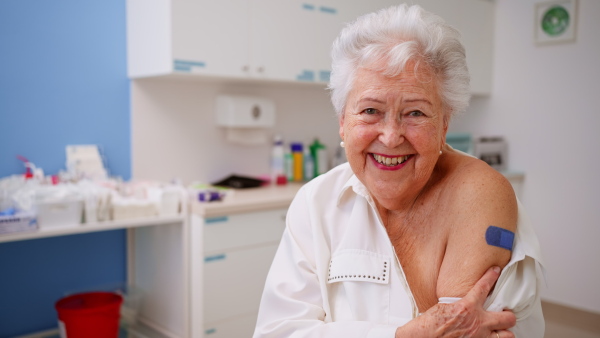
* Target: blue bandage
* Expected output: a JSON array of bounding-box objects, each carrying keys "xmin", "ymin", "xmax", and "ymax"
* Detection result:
[{"xmin": 485, "ymin": 226, "xmax": 515, "ymax": 251}]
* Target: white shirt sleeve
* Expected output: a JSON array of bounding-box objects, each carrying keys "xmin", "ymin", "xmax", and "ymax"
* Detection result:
[
  {"xmin": 253, "ymin": 186, "xmax": 398, "ymax": 338},
  {"xmin": 438, "ymin": 257, "xmax": 545, "ymax": 338},
  {"xmin": 485, "ymin": 256, "xmax": 545, "ymax": 338}
]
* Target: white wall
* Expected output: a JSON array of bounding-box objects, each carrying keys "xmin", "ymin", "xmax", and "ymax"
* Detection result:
[
  {"xmin": 131, "ymin": 79, "xmax": 340, "ymax": 185},
  {"xmin": 132, "ymin": 0, "xmax": 600, "ymax": 314},
  {"xmin": 450, "ymin": 0, "xmax": 600, "ymax": 313}
]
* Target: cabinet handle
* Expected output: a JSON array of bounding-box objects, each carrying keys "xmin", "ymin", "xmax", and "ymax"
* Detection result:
[
  {"xmin": 242, "ymin": 65, "xmax": 250, "ymax": 72},
  {"xmin": 204, "ymin": 254, "xmax": 226, "ymax": 263},
  {"xmin": 257, "ymin": 66, "xmax": 265, "ymax": 73}
]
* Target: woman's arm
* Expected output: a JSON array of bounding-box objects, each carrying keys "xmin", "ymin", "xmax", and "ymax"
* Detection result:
[
  {"xmin": 437, "ymin": 162, "xmax": 517, "ymax": 299},
  {"xmin": 397, "ymin": 267, "xmax": 516, "ymax": 337},
  {"xmin": 433, "ymin": 160, "xmax": 545, "ymax": 337}
]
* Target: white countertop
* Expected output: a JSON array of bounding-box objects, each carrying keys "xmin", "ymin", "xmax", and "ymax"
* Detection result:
[
  {"xmin": 191, "ymin": 183, "xmax": 304, "ymax": 218},
  {"xmin": 189, "ymin": 169, "xmax": 525, "ymax": 218}
]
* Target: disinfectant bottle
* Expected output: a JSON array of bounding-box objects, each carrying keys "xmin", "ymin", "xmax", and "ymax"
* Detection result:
[
  {"xmin": 284, "ymin": 148, "xmax": 294, "ymax": 183},
  {"xmin": 290, "ymin": 142, "xmax": 304, "ymax": 182},
  {"xmin": 310, "ymin": 138, "xmax": 328, "ymax": 177},
  {"xmin": 271, "ymin": 135, "xmax": 286, "ymax": 185},
  {"xmin": 303, "ymin": 147, "xmax": 314, "ymax": 181}
]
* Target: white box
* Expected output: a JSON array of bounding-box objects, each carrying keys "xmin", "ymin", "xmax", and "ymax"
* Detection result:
[
  {"xmin": 36, "ymin": 200, "xmax": 83, "ymax": 229},
  {"xmin": 216, "ymin": 95, "xmax": 275, "ymax": 128},
  {"xmin": 0, "ymin": 211, "xmax": 38, "ymax": 235}
]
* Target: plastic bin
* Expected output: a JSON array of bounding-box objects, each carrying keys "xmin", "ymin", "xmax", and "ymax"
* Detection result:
[
  {"xmin": 36, "ymin": 199, "xmax": 83, "ymax": 229},
  {"xmin": 55, "ymin": 292, "xmax": 123, "ymax": 338}
]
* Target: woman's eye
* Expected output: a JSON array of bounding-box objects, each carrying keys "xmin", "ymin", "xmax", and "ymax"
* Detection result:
[
  {"xmin": 363, "ymin": 108, "xmax": 378, "ymax": 115},
  {"xmin": 409, "ymin": 110, "xmax": 424, "ymax": 117}
]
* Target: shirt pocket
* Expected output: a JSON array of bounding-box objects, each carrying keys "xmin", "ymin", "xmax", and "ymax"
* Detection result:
[{"xmin": 326, "ymin": 250, "xmax": 391, "ymax": 322}]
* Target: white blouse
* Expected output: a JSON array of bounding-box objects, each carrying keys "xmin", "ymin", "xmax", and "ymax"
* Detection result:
[{"xmin": 254, "ymin": 163, "xmax": 545, "ymax": 338}]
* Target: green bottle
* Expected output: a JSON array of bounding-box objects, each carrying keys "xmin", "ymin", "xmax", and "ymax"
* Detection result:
[{"xmin": 310, "ymin": 138, "xmax": 328, "ymax": 177}]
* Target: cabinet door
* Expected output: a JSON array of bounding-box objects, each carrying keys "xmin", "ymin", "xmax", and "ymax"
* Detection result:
[
  {"xmin": 203, "ymin": 208, "xmax": 286, "ymax": 254},
  {"xmin": 311, "ymin": 0, "xmax": 349, "ymax": 84},
  {"xmin": 172, "ymin": 0, "xmax": 250, "ymax": 78},
  {"xmin": 251, "ymin": 0, "xmax": 318, "ymax": 82},
  {"xmin": 203, "ymin": 244, "xmax": 279, "ymax": 323}
]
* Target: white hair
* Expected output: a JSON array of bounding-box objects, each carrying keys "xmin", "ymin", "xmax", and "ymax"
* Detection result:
[{"xmin": 329, "ymin": 4, "xmax": 470, "ymax": 120}]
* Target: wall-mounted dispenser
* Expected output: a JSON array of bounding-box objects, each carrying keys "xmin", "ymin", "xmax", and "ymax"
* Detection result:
[{"xmin": 216, "ymin": 95, "xmax": 275, "ymax": 145}]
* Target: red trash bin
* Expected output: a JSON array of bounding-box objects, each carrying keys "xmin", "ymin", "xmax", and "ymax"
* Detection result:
[{"xmin": 55, "ymin": 291, "xmax": 123, "ymax": 338}]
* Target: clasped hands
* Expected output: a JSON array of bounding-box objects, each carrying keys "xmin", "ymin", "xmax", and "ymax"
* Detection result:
[{"xmin": 396, "ymin": 267, "xmax": 516, "ymax": 338}]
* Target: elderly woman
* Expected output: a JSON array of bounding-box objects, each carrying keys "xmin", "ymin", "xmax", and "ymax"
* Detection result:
[{"xmin": 254, "ymin": 4, "xmax": 544, "ymax": 338}]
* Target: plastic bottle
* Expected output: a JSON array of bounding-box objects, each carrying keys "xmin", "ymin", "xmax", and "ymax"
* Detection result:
[
  {"xmin": 310, "ymin": 138, "xmax": 328, "ymax": 177},
  {"xmin": 284, "ymin": 149, "xmax": 294, "ymax": 182},
  {"xmin": 270, "ymin": 135, "xmax": 286, "ymax": 185},
  {"xmin": 303, "ymin": 147, "xmax": 314, "ymax": 181},
  {"xmin": 290, "ymin": 142, "xmax": 304, "ymax": 182}
]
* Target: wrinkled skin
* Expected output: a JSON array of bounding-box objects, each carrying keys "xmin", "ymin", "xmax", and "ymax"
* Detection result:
[{"xmin": 396, "ymin": 267, "xmax": 516, "ymax": 337}]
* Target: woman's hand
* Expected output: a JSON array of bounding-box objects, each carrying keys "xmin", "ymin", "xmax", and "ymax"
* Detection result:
[{"xmin": 397, "ymin": 267, "xmax": 516, "ymax": 337}]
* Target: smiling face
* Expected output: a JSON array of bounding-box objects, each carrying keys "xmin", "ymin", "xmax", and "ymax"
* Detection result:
[{"xmin": 339, "ymin": 62, "xmax": 449, "ymax": 211}]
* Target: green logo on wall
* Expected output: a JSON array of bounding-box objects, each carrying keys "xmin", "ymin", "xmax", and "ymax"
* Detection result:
[{"xmin": 541, "ymin": 6, "xmax": 570, "ymax": 36}]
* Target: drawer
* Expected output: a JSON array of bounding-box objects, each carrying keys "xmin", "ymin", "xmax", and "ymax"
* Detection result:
[
  {"xmin": 203, "ymin": 208, "xmax": 286, "ymax": 254},
  {"xmin": 204, "ymin": 244, "xmax": 278, "ymax": 323},
  {"xmin": 204, "ymin": 313, "xmax": 258, "ymax": 338}
]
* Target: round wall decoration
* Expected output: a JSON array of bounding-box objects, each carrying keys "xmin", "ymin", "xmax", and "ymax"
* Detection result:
[{"xmin": 535, "ymin": 0, "xmax": 577, "ymax": 44}]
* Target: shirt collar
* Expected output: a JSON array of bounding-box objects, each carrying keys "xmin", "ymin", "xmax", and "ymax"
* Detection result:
[{"xmin": 336, "ymin": 173, "xmax": 370, "ymax": 206}]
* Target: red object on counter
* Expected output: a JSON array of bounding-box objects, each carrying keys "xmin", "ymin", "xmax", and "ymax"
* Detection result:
[
  {"xmin": 55, "ymin": 292, "xmax": 123, "ymax": 338},
  {"xmin": 276, "ymin": 175, "xmax": 287, "ymax": 185},
  {"xmin": 16, "ymin": 155, "xmax": 33, "ymax": 179}
]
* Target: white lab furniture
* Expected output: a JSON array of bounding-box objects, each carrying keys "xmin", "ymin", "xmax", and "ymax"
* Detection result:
[
  {"xmin": 126, "ymin": 0, "xmax": 494, "ymax": 94},
  {"xmin": 2, "ymin": 184, "xmax": 302, "ymax": 338},
  {"xmin": 0, "ymin": 215, "xmax": 187, "ymax": 338},
  {"xmin": 190, "ymin": 184, "xmax": 302, "ymax": 338}
]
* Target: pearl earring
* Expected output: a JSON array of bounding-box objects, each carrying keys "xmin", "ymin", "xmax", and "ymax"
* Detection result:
[
  {"xmin": 340, "ymin": 141, "xmax": 345, "ymax": 148},
  {"xmin": 439, "ymin": 150, "xmax": 442, "ymax": 155}
]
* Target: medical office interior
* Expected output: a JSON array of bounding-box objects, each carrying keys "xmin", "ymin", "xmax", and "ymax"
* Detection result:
[{"xmin": 0, "ymin": 0, "xmax": 599, "ymax": 337}]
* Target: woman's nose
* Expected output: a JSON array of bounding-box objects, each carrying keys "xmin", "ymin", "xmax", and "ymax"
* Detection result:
[{"xmin": 378, "ymin": 118, "xmax": 405, "ymax": 148}]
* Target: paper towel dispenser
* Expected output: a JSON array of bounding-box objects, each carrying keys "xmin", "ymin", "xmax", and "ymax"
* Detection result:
[
  {"xmin": 216, "ymin": 95, "xmax": 275, "ymax": 128},
  {"xmin": 215, "ymin": 95, "xmax": 275, "ymax": 145}
]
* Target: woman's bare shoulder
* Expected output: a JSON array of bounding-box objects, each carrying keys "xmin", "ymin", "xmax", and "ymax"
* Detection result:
[{"xmin": 435, "ymin": 153, "xmax": 517, "ymax": 298}]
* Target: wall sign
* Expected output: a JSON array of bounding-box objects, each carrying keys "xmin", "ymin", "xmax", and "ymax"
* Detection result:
[{"xmin": 535, "ymin": 0, "xmax": 577, "ymax": 44}]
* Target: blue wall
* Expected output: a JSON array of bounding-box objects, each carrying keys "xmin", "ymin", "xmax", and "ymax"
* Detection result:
[{"xmin": 0, "ymin": 1, "xmax": 130, "ymax": 336}]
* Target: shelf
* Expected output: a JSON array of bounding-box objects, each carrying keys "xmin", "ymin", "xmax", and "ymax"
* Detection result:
[{"xmin": 0, "ymin": 215, "xmax": 185, "ymax": 244}]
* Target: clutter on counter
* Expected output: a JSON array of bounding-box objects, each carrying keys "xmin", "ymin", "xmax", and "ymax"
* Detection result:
[
  {"xmin": 0, "ymin": 169, "xmax": 186, "ymax": 236},
  {"xmin": 272, "ymin": 136, "xmax": 331, "ymax": 185}
]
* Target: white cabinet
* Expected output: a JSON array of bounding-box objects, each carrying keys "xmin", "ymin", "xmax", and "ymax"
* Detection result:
[
  {"xmin": 191, "ymin": 208, "xmax": 288, "ymax": 338},
  {"xmin": 127, "ymin": 0, "xmax": 344, "ymax": 83},
  {"xmin": 171, "ymin": 0, "xmax": 250, "ymax": 79},
  {"xmin": 204, "ymin": 245, "xmax": 278, "ymax": 324},
  {"xmin": 127, "ymin": 0, "xmax": 493, "ymax": 92}
]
